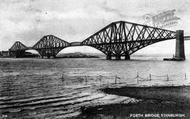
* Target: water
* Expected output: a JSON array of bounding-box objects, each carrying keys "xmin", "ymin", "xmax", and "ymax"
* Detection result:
[{"xmin": 0, "ymin": 56, "xmax": 190, "ymax": 119}]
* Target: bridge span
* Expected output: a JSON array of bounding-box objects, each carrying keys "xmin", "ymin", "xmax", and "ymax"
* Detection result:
[{"xmin": 8, "ymin": 21, "xmax": 186, "ymax": 60}]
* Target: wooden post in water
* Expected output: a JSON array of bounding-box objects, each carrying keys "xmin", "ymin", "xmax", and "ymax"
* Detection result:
[
  {"xmin": 137, "ymin": 72, "xmax": 139, "ymax": 84},
  {"xmin": 167, "ymin": 74, "xmax": 169, "ymax": 81},
  {"xmin": 61, "ymin": 74, "xmax": 65, "ymax": 85},
  {"xmin": 61, "ymin": 74, "xmax": 64, "ymax": 81},
  {"xmin": 99, "ymin": 75, "xmax": 102, "ymax": 85},
  {"xmin": 149, "ymin": 74, "xmax": 151, "ymax": 81},
  {"xmin": 107, "ymin": 80, "xmax": 109, "ymax": 86},
  {"xmin": 115, "ymin": 75, "xmax": 117, "ymax": 84},
  {"xmin": 85, "ymin": 76, "xmax": 87, "ymax": 85},
  {"xmin": 185, "ymin": 73, "xmax": 187, "ymax": 80}
]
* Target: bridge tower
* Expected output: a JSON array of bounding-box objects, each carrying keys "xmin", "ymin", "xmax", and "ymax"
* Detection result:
[
  {"xmin": 175, "ymin": 30, "xmax": 185, "ymax": 60},
  {"xmin": 9, "ymin": 41, "xmax": 28, "ymax": 58}
]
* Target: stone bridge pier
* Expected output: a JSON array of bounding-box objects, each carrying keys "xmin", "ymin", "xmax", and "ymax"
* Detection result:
[
  {"xmin": 175, "ymin": 30, "xmax": 185, "ymax": 60},
  {"xmin": 106, "ymin": 54, "xmax": 130, "ymax": 60}
]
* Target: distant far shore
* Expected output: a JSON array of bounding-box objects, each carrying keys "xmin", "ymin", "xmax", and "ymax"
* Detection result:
[
  {"xmin": 56, "ymin": 52, "xmax": 100, "ymax": 58},
  {"xmin": 0, "ymin": 52, "xmax": 101, "ymax": 58}
]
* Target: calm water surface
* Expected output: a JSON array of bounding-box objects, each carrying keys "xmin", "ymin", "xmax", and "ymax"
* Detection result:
[{"xmin": 0, "ymin": 56, "xmax": 190, "ymax": 119}]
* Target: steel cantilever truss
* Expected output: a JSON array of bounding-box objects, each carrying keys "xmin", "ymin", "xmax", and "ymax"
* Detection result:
[
  {"xmin": 8, "ymin": 21, "xmax": 177, "ymax": 59},
  {"xmin": 81, "ymin": 21, "xmax": 176, "ymax": 59},
  {"xmin": 9, "ymin": 41, "xmax": 28, "ymax": 51},
  {"xmin": 9, "ymin": 41, "xmax": 28, "ymax": 57},
  {"xmin": 32, "ymin": 35, "xmax": 70, "ymax": 58}
]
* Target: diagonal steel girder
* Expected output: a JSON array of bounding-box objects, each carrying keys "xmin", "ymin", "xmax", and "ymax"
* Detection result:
[
  {"xmin": 8, "ymin": 41, "xmax": 29, "ymax": 57},
  {"xmin": 81, "ymin": 21, "xmax": 176, "ymax": 56},
  {"xmin": 32, "ymin": 35, "xmax": 70, "ymax": 57},
  {"xmin": 9, "ymin": 41, "xmax": 28, "ymax": 51}
]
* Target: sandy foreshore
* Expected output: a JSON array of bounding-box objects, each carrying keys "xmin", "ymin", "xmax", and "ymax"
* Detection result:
[
  {"xmin": 75, "ymin": 100, "xmax": 190, "ymax": 119},
  {"xmin": 75, "ymin": 85, "xmax": 190, "ymax": 119},
  {"xmin": 101, "ymin": 85, "xmax": 190, "ymax": 104}
]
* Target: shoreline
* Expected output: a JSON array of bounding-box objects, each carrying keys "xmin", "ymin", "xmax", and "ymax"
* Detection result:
[
  {"xmin": 74, "ymin": 85, "xmax": 190, "ymax": 119},
  {"xmin": 75, "ymin": 99, "xmax": 190, "ymax": 119},
  {"xmin": 101, "ymin": 85, "xmax": 190, "ymax": 104}
]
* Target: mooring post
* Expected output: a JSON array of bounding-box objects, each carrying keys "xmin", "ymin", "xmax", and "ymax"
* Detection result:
[
  {"xmin": 175, "ymin": 30, "xmax": 185, "ymax": 60},
  {"xmin": 185, "ymin": 73, "xmax": 187, "ymax": 80}
]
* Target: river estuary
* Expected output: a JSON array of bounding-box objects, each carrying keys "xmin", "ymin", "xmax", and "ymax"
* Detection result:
[{"xmin": 0, "ymin": 55, "xmax": 190, "ymax": 119}]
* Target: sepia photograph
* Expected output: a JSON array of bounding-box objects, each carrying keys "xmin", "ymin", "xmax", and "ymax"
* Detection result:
[{"xmin": 1, "ymin": 0, "xmax": 190, "ymax": 118}]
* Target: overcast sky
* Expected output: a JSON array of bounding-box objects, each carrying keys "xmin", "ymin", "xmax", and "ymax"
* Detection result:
[{"xmin": 1, "ymin": 0, "xmax": 190, "ymax": 54}]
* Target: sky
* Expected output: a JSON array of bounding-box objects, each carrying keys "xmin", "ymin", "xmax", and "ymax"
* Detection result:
[{"xmin": 1, "ymin": 0, "xmax": 190, "ymax": 55}]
